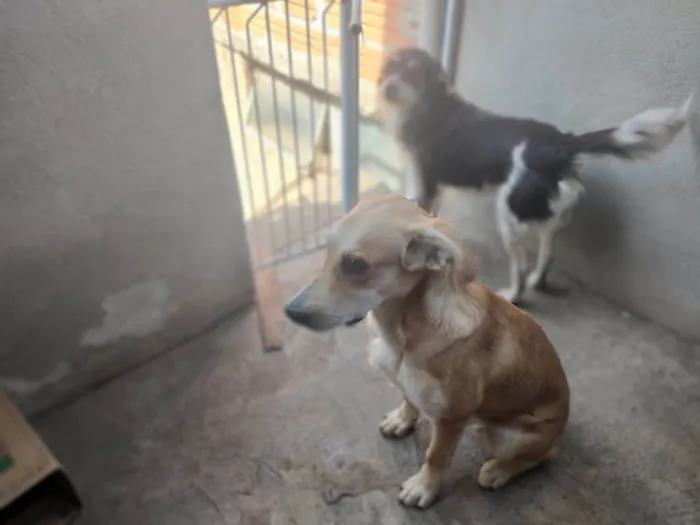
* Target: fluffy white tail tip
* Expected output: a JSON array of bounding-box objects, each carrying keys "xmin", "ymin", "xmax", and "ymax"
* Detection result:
[{"xmin": 613, "ymin": 92, "xmax": 695, "ymax": 158}]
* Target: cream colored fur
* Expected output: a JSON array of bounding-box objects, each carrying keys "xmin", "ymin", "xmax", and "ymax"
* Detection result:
[{"xmin": 286, "ymin": 195, "xmax": 570, "ymax": 508}]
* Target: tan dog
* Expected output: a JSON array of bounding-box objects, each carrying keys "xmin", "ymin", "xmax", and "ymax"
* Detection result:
[{"xmin": 285, "ymin": 195, "xmax": 570, "ymax": 508}]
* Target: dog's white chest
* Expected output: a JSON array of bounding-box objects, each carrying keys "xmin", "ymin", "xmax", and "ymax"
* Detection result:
[{"xmin": 368, "ymin": 337, "xmax": 447, "ymax": 418}]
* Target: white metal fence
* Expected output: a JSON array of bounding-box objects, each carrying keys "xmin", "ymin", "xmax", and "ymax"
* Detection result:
[{"xmin": 209, "ymin": 0, "xmax": 362, "ymax": 269}]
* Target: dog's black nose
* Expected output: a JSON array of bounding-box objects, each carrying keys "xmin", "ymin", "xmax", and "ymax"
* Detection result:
[
  {"xmin": 284, "ymin": 304, "xmax": 312, "ymax": 325},
  {"xmin": 384, "ymin": 82, "xmax": 398, "ymax": 101}
]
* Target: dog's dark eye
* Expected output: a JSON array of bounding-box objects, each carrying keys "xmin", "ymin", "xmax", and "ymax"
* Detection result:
[{"xmin": 340, "ymin": 255, "xmax": 369, "ymax": 276}]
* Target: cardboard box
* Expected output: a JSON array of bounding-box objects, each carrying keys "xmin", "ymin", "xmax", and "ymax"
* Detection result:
[{"xmin": 0, "ymin": 393, "xmax": 81, "ymax": 524}]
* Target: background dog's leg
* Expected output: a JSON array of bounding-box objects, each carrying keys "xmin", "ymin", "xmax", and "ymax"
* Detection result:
[
  {"xmin": 401, "ymin": 149, "xmax": 423, "ymax": 200},
  {"xmin": 497, "ymin": 229, "xmax": 527, "ymax": 303},
  {"xmin": 429, "ymin": 186, "xmax": 444, "ymax": 216},
  {"xmin": 526, "ymin": 231, "xmax": 554, "ymax": 290},
  {"xmin": 416, "ymin": 181, "xmax": 438, "ymax": 214},
  {"xmin": 380, "ymin": 399, "xmax": 419, "ymax": 438},
  {"xmin": 496, "ymin": 191, "xmax": 528, "ymax": 303},
  {"xmin": 399, "ymin": 419, "xmax": 467, "ymax": 509}
]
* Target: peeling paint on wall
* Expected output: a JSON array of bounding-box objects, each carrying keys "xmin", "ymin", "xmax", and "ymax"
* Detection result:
[
  {"xmin": 80, "ymin": 279, "xmax": 175, "ymax": 347},
  {"xmin": 0, "ymin": 363, "xmax": 71, "ymax": 396}
]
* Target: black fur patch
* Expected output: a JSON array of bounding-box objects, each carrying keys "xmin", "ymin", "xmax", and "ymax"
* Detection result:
[
  {"xmin": 401, "ymin": 95, "xmax": 579, "ymax": 189},
  {"xmin": 507, "ymin": 142, "xmax": 581, "ymax": 222},
  {"xmin": 507, "ymin": 168, "xmax": 559, "ymax": 221}
]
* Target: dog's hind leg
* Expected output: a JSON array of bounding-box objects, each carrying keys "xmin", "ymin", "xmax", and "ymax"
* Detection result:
[
  {"xmin": 478, "ymin": 423, "xmax": 559, "ymax": 490},
  {"xmin": 526, "ymin": 178, "xmax": 583, "ymax": 293}
]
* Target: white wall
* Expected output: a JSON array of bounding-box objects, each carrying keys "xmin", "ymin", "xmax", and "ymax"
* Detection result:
[
  {"xmin": 454, "ymin": 0, "xmax": 700, "ymax": 339},
  {"xmin": 0, "ymin": 0, "xmax": 253, "ymax": 412}
]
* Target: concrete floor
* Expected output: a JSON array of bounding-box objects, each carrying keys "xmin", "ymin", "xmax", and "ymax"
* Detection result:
[{"xmin": 33, "ymin": 223, "xmax": 700, "ymax": 525}]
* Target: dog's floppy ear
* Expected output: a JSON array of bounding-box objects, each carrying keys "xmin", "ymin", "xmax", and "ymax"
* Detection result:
[{"xmin": 401, "ymin": 220, "xmax": 475, "ymax": 279}]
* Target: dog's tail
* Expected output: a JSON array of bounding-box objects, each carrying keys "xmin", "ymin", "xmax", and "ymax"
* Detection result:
[{"xmin": 572, "ymin": 93, "xmax": 694, "ymax": 160}]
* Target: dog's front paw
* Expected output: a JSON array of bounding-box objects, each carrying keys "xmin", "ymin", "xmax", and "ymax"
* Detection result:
[
  {"xmin": 380, "ymin": 407, "xmax": 417, "ymax": 439},
  {"xmin": 478, "ymin": 459, "xmax": 512, "ymax": 490},
  {"xmin": 398, "ymin": 467, "xmax": 440, "ymax": 509},
  {"xmin": 497, "ymin": 287, "xmax": 521, "ymax": 304}
]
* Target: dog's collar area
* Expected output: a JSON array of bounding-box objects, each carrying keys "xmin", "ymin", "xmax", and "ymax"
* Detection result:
[{"xmin": 345, "ymin": 316, "xmax": 365, "ymax": 327}]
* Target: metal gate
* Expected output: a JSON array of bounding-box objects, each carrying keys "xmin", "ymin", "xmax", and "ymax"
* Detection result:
[{"xmin": 209, "ymin": 0, "xmax": 362, "ymax": 269}]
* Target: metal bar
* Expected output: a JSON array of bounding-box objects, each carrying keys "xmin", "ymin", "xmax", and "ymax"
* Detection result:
[
  {"xmin": 340, "ymin": 0, "xmax": 360, "ymax": 213},
  {"xmin": 225, "ymin": 49, "xmax": 384, "ymax": 128},
  {"xmin": 303, "ymin": 0, "xmax": 321, "ymax": 245},
  {"xmin": 349, "ymin": 0, "xmax": 363, "ymax": 36},
  {"xmin": 231, "ymin": 51, "xmax": 334, "ymax": 115},
  {"xmin": 283, "ymin": 0, "xmax": 307, "ymax": 251},
  {"xmin": 246, "ymin": 3, "xmax": 277, "ymax": 251},
  {"xmin": 223, "ymin": 9, "xmax": 260, "ymax": 256},
  {"xmin": 254, "ymin": 243, "xmax": 328, "ymax": 270},
  {"xmin": 251, "ymin": 4, "xmax": 385, "ymax": 52},
  {"xmin": 321, "ymin": 0, "xmax": 336, "ymax": 223},
  {"xmin": 208, "ymin": 0, "xmax": 265, "ymax": 8},
  {"xmin": 441, "ymin": 0, "xmax": 463, "ymax": 82},
  {"xmin": 264, "ymin": 2, "xmax": 293, "ymax": 257},
  {"xmin": 211, "ymin": 7, "xmax": 225, "ymax": 25}
]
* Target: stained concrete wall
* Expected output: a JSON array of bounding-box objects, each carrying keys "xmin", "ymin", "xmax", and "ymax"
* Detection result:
[
  {"xmin": 0, "ymin": 0, "xmax": 253, "ymax": 413},
  {"xmin": 455, "ymin": 0, "xmax": 700, "ymax": 339}
]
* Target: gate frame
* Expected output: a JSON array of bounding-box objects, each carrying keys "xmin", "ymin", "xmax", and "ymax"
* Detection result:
[{"xmin": 209, "ymin": 0, "xmax": 363, "ymax": 350}]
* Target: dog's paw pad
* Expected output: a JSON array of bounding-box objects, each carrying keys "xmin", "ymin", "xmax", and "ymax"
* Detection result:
[
  {"xmin": 380, "ymin": 408, "xmax": 417, "ymax": 439},
  {"xmin": 478, "ymin": 459, "xmax": 511, "ymax": 490},
  {"xmin": 398, "ymin": 469, "xmax": 440, "ymax": 509}
]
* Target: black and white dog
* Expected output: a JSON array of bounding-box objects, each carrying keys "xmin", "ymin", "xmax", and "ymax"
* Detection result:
[{"xmin": 378, "ymin": 47, "xmax": 693, "ymax": 303}]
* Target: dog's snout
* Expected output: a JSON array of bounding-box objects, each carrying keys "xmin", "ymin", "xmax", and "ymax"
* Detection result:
[{"xmin": 284, "ymin": 302, "xmax": 312, "ymax": 326}]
